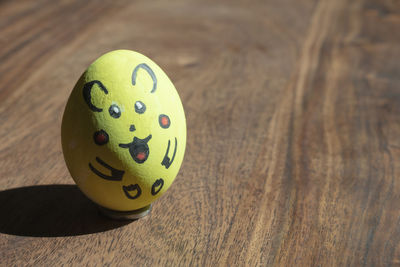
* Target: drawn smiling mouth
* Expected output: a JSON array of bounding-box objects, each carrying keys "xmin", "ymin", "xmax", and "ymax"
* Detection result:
[{"xmin": 119, "ymin": 135, "xmax": 152, "ymax": 164}]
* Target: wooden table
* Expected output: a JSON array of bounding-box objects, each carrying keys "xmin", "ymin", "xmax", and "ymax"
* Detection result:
[{"xmin": 1, "ymin": 0, "xmax": 399, "ymax": 265}]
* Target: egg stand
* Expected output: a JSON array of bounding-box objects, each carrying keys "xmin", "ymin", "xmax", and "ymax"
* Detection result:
[{"xmin": 98, "ymin": 204, "xmax": 152, "ymax": 220}]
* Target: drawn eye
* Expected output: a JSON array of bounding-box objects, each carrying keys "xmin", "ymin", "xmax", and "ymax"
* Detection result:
[
  {"xmin": 109, "ymin": 104, "xmax": 121, "ymax": 118},
  {"xmin": 135, "ymin": 101, "xmax": 146, "ymax": 114},
  {"xmin": 93, "ymin": 130, "xmax": 109, "ymax": 145},
  {"xmin": 159, "ymin": 114, "xmax": 170, "ymax": 129}
]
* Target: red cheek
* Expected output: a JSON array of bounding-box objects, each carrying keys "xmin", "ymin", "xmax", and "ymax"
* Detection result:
[
  {"xmin": 159, "ymin": 114, "xmax": 170, "ymax": 129},
  {"xmin": 161, "ymin": 117, "xmax": 168, "ymax": 126},
  {"xmin": 93, "ymin": 130, "xmax": 109, "ymax": 145},
  {"xmin": 96, "ymin": 134, "xmax": 106, "ymax": 143}
]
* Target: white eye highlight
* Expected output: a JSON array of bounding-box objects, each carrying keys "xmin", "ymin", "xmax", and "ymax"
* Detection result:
[
  {"xmin": 109, "ymin": 104, "xmax": 121, "ymax": 118},
  {"xmin": 135, "ymin": 101, "xmax": 146, "ymax": 114}
]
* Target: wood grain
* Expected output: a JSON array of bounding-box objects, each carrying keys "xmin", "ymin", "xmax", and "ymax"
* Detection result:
[{"xmin": 1, "ymin": 0, "xmax": 399, "ymax": 265}]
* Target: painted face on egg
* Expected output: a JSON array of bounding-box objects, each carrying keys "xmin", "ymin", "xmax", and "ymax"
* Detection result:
[{"xmin": 61, "ymin": 50, "xmax": 186, "ymax": 212}]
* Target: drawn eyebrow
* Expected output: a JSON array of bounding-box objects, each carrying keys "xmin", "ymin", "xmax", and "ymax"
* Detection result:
[
  {"xmin": 131, "ymin": 63, "xmax": 157, "ymax": 93},
  {"xmin": 89, "ymin": 157, "xmax": 124, "ymax": 181},
  {"xmin": 83, "ymin": 80, "xmax": 108, "ymax": 112}
]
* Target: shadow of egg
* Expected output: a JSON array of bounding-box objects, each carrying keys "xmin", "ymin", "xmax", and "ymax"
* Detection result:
[{"xmin": 0, "ymin": 184, "xmax": 133, "ymax": 237}]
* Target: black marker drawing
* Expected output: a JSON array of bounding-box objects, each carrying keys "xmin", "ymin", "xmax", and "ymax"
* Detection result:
[
  {"xmin": 131, "ymin": 63, "xmax": 157, "ymax": 93},
  {"xmin": 119, "ymin": 135, "xmax": 152, "ymax": 164},
  {"xmin": 123, "ymin": 184, "xmax": 142, "ymax": 199},
  {"xmin": 83, "ymin": 80, "xmax": 108, "ymax": 112},
  {"xmin": 161, "ymin": 137, "xmax": 177, "ymax": 169},
  {"xmin": 151, "ymin": 178, "xmax": 164, "ymax": 195},
  {"xmin": 89, "ymin": 157, "xmax": 124, "ymax": 181}
]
